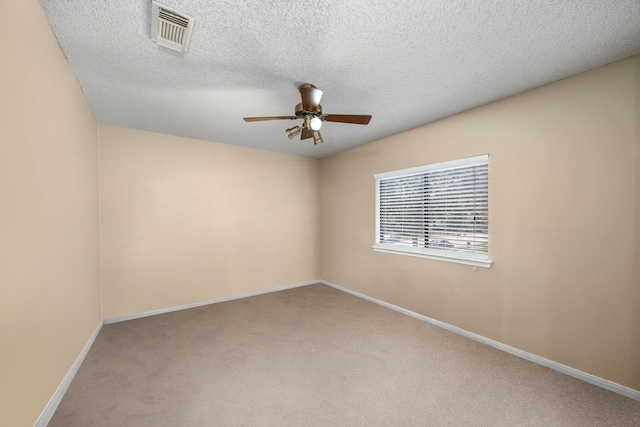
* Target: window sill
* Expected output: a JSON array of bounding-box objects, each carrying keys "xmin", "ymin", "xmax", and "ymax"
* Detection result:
[{"xmin": 372, "ymin": 245, "xmax": 493, "ymax": 268}]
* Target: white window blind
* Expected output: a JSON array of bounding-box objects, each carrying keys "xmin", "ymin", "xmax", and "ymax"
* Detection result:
[{"xmin": 374, "ymin": 155, "xmax": 491, "ymax": 267}]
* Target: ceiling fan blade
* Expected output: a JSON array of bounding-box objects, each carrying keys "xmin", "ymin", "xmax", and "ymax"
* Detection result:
[
  {"xmin": 301, "ymin": 127, "xmax": 313, "ymax": 140},
  {"xmin": 299, "ymin": 84, "xmax": 323, "ymax": 111},
  {"xmin": 322, "ymin": 114, "xmax": 372, "ymax": 125},
  {"xmin": 243, "ymin": 116, "xmax": 297, "ymax": 122}
]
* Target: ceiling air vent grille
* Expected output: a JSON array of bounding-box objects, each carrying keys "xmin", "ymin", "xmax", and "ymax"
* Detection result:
[{"xmin": 151, "ymin": 1, "xmax": 194, "ymax": 52}]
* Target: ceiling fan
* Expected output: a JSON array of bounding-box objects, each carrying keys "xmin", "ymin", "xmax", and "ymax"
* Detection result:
[{"xmin": 243, "ymin": 84, "xmax": 372, "ymax": 145}]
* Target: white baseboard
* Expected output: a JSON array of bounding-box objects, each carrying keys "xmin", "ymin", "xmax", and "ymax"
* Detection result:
[
  {"xmin": 103, "ymin": 280, "xmax": 320, "ymax": 324},
  {"xmin": 320, "ymin": 280, "xmax": 640, "ymax": 402},
  {"xmin": 33, "ymin": 321, "xmax": 102, "ymax": 427}
]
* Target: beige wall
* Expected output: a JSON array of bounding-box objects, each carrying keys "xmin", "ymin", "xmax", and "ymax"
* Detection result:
[
  {"xmin": 0, "ymin": 1, "xmax": 101, "ymax": 425},
  {"xmin": 633, "ymin": 57, "xmax": 640, "ymax": 391},
  {"xmin": 320, "ymin": 56, "xmax": 640, "ymax": 390},
  {"xmin": 99, "ymin": 126, "xmax": 320, "ymax": 319}
]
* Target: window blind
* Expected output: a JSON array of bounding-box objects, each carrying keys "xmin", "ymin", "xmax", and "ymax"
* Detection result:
[{"xmin": 376, "ymin": 155, "xmax": 489, "ymax": 260}]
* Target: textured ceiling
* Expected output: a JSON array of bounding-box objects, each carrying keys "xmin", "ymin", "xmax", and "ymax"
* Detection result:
[{"xmin": 39, "ymin": 0, "xmax": 640, "ymax": 158}]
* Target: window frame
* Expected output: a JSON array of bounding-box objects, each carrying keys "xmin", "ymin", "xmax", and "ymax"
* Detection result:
[{"xmin": 373, "ymin": 154, "xmax": 492, "ymax": 268}]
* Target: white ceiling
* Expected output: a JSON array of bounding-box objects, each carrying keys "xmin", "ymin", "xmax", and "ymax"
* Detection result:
[{"xmin": 39, "ymin": 0, "xmax": 640, "ymax": 159}]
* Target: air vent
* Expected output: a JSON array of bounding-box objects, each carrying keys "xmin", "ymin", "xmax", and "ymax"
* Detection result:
[{"xmin": 151, "ymin": 1, "xmax": 194, "ymax": 52}]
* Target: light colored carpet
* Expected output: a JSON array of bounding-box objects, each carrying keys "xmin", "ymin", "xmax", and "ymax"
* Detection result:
[{"xmin": 49, "ymin": 284, "xmax": 640, "ymax": 426}]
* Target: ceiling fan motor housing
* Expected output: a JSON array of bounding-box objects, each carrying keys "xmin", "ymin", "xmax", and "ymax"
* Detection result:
[{"xmin": 295, "ymin": 103, "xmax": 322, "ymax": 117}]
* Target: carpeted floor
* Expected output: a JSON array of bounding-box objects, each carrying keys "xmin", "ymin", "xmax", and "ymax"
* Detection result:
[{"xmin": 49, "ymin": 284, "xmax": 640, "ymax": 426}]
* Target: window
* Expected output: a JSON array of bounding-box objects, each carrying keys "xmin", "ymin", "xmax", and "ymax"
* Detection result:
[{"xmin": 374, "ymin": 155, "xmax": 491, "ymax": 268}]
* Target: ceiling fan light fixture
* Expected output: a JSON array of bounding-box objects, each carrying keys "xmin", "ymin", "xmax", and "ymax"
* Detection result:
[
  {"xmin": 313, "ymin": 130, "xmax": 323, "ymax": 145},
  {"xmin": 310, "ymin": 117, "xmax": 322, "ymax": 131},
  {"xmin": 286, "ymin": 126, "xmax": 301, "ymax": 139}
]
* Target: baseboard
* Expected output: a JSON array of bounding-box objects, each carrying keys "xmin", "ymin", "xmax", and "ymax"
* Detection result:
[
  {"xmin": 103, "ymin": 280, "xmax": 321, "ymax": 324},
  {"xmin": 320, "ymin": 280, "xmax": 640, "ymax": 402},
  {"xmin": 33, "ymin": 321, "xmax": 103, "ymax": 427}
]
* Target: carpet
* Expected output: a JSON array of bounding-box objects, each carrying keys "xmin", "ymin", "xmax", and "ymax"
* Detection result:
[{"xmin": 48, "ymin": 284, "xmax": 640, "ymax": 426}]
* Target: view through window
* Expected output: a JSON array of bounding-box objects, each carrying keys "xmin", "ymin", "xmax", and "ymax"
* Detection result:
[{"xmin": 374, "ymin": 155, "xmax": 490, "ymax": 266}]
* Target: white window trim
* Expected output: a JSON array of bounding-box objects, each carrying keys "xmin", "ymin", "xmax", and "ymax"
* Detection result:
[
  {"xmin": 373, "ymin": 155, "xmax": 493, "ymax": 268},
  {"xmin": 372, "ymin": 245, "xmax": 493, "ymax": 268}
]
